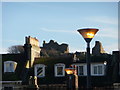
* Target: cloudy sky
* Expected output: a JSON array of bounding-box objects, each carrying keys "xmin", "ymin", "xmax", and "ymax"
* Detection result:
[{"xmin": 1, "ymin": 2, "xmax": 118, "ymax": 54}]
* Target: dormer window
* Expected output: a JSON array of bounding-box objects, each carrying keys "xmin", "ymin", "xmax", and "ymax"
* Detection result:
[
  {"xmin": 54, "ymin": 63, "xmax": 65, "ymax": 77},
  {"xmin": 91, "ymin": 64, "xmax": 105, "ymax": 76},
  {"xmin": 4, "ymin": 61, "xmax": 17, "ymax": 73},
  {"xmin": 34, "ymin": 64, "xmax": 46, "ymax": 77},
  {"xmin": 75, "ymin": 64, "xmax": 87, "ymax": 76}
]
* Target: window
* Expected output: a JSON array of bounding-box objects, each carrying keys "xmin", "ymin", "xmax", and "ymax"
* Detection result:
[
  {"xmin": 92, "ymin": 64, "xmax": 104, "ymax": 76},
  {"xmin": 34, "ymin": 64, "xmax": 45, "ymax": 77},
  {"xmin": 98, "ymin": 66, "xmax": 102, "ymax": 74},
  {"xmin": 78, "ymin": 66, "xmax": 84, "ymax": 76},
  {"xmin": 57, "ymin": 67, "xmax": 63, "ymax": 75},
  {"xmin": 93, "ymin": 66, "xmax": 97, "ymax": 74},
  {"xmin": 93, "ymin": 66, "xmax": 102, "ymax": 74},
  {"xmin": 54, "ymin": 63, "xmax": 65, "ymax": 77},
  {"xmin": 4, "ymin": 61, "xmax": 17, "ymax": 73},
  {"xmin": 72, "ymin": 64, "xmax": 87, "ymax": 76}
]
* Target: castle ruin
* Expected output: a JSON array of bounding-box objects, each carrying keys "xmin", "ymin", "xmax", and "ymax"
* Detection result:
[{"xmin": 40, "ymin": 40, "xmax": 69, "ymax": 57}]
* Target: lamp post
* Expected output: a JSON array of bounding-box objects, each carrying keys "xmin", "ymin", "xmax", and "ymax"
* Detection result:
[
  {"xmin": 28, "ymin": 76, "xmax": 39, "ymax": 90},
  {"xmin": 77, "ymin": 28, "xmax": 99, "ymax": 89},
  {"xmin": 65, "ymin": 68, "xmax": 75, "ymax": 90}
]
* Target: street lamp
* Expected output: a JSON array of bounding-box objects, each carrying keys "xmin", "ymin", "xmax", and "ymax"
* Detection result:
[
  {"xmin": 65, "ymin": 68, "xmax": 75, "ymax": 90},
  {"xmin": 65, "ymin": 68, "xmax": 75, "ymax": 74},
  {"xmin": 77, "ymin": 28, "xmax": 99, "ymax": 89}
]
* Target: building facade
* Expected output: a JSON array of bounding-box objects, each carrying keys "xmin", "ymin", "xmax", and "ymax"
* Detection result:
[{"xmin": 1, "ymin": 36, "xmax": 120, "ymax": 89}]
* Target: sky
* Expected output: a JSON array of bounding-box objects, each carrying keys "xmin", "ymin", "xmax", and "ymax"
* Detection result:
[{"xmin": 1, "ymin": 2, "xmax": 118, "ymax": 54}]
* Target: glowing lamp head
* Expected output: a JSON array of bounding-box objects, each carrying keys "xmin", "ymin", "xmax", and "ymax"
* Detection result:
[
  {"xmin": 65, "ymin": 68, "xmax": 75, "ymax": 75},
  {"xmin": 86, "ymin": 33, "xmax": 94, "ymax": 38},
  {"xmin": 77, "ymin": 28, "xmax": 99, "ymax": 43}
]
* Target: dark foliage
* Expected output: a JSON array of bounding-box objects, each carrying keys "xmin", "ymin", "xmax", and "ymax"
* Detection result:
[{"xmin": 7, "ymin": 45, "xmax": 24, "ymax": 54}]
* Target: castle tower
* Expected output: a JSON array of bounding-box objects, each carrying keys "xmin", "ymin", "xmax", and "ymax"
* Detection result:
[
  {"xmin": 92, "ymin": 41, "xmax": 106, "ymax": 56},
  {"xmin": 24, "ymin": 36, "xmax": 41, "ymax": 68}
]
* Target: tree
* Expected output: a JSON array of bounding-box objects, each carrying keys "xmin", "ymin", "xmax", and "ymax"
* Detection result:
[{"xmin": 7, "ymin": 45, "xmax": 24, "ymax": 54}]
